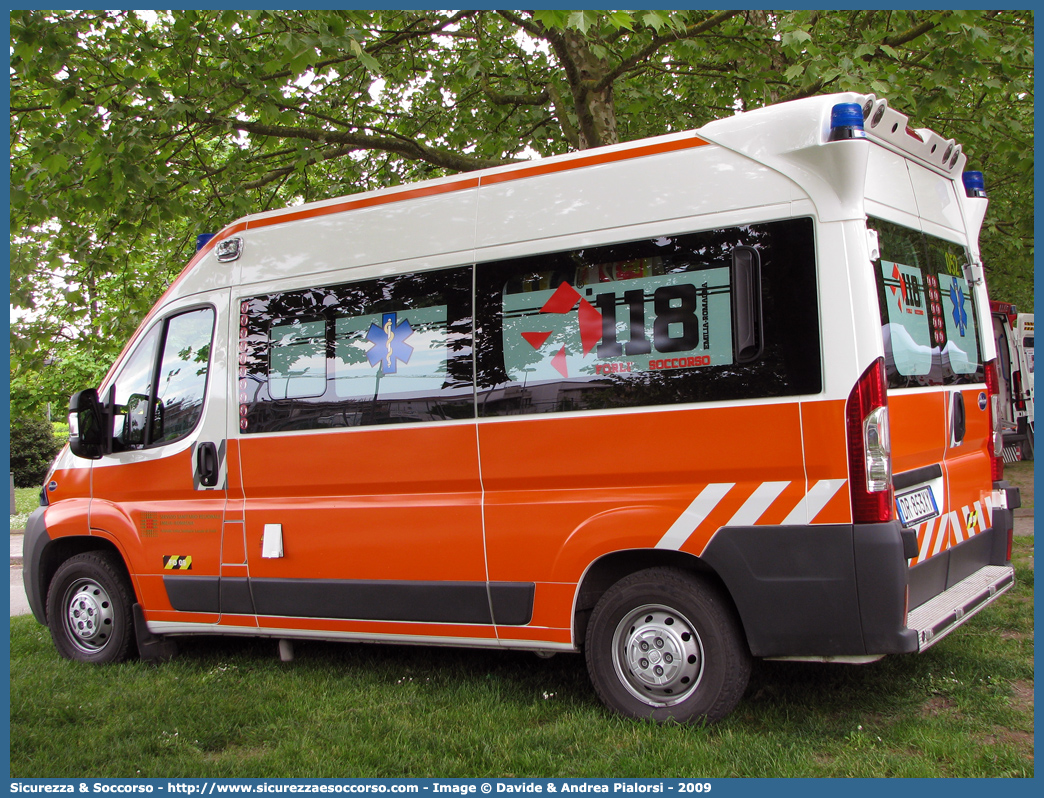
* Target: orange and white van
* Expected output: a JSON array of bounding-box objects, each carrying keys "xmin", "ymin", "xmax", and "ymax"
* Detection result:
[
  {"xmin": 25, "ymin": 92, "xmax": 1020, "ymax": 723},
  {"xmin": 991, "ymin": 301, "xmax": 1034, "ymax": 461}
]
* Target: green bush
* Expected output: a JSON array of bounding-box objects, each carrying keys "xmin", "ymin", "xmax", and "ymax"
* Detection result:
[
  {"xmin": 10, "ymin": 416, "xmax": 62, "ymax": 488},
  {"xmin": 53, "ymin": 421, "xmax": 70, "ymax": 449}
]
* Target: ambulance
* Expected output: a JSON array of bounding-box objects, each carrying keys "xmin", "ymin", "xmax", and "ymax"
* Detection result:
[
  {"xmin": 24, "ymin": 92, "xmax": 1020, "ymax": 724},
  {"xmin": 990, "ymin": 301, "xmax": 1035, "ymax": 461}
]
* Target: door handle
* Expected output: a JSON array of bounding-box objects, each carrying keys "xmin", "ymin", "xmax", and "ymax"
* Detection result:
[
  {"xmin": 197, "ymin": 441, "xmax": 220, "ymax": 487},
  {"xmin": 951, "ymin": 391, "xmax": 966, "ymax": 447}
]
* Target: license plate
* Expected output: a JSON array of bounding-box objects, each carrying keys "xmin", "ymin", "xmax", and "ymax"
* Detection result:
[{"xmin": 895, "ymin": 486, "xmax": 939, "ymax": 527}]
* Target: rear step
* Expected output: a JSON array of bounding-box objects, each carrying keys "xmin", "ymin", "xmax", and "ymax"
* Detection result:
[{"xmin": 906, "ymin": 565, "xmax": 1015, "ymax": 652}]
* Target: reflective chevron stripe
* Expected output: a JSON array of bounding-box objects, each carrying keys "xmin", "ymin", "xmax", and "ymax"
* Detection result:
[
  {"xmin": 656, "ymin": 479, "xmax": 848, "ymax": 551},
  {"xmin": 910, "ymin": 494, "xmax": 997, "ymax": 566}
]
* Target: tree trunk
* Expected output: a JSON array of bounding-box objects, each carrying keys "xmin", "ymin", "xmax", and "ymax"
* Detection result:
[{"xmin": 550, "ymin": 29, "xmax": 619, "ymax": 149}]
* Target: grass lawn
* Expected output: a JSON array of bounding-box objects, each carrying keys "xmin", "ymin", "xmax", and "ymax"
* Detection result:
[{"xmin": 9, "ymin": 537, "xmax": 1033, "ymax": 778}]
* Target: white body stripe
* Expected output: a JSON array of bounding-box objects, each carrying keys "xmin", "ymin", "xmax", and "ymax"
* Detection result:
[
  {"xmin": 781, "ymin": 479, "xmax": 848, "ymax": 526},
  {"xmin": 655, "ymin": 483, "xmax": 734, "ymax": 550},
  {"xmin": 933, "ymin": 514, "xmax": 952, "ymax": 557},
  {"xmin": 727, "ymin": 481, "xmax": 790, "ymax": 527},
  {"xmin": 657, "ymin": 479, "xmax": 848, "ymax": 552},
  {"xmin": 918, "ymin": 517, "xmax": 936, "ymax": 562},
  {"xmin": 912, "ymin": 494, "xmax": 1001, "ymax": 566}
]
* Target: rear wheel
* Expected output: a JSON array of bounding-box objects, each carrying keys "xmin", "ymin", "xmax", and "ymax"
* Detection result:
[
  {"xmin": 46, "ymin": 552, "xmax": 135, "ymax": 663},
  {"xmin": 585, "ymin": 567, "xmax": 750, "ymax": 723}
]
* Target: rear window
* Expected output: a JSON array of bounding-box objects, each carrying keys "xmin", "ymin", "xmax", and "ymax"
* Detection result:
[{"xmin": 870, "ymin": 216, "xmax": 984, "ymax": 388}]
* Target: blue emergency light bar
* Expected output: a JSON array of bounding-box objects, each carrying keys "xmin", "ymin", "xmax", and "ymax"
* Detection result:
[
  {"xmin": 962, "ymin": 171, "xmax": 987, "ymax": 198},
  {"xmin": 829, "ymin": 103, "xmax": 867, "ymax": 142},
  {"xmin": 196, "ymin": 233, "xmax": 216, "ymax": 251}
]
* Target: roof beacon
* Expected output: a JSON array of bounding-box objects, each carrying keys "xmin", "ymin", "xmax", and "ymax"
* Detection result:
[
  {"xmin": 829, "ymin": 102, "xmax": 867, "ymax": 142},
  {"xmin": 196, "ymin": 233, "xmax": 216, "ymax": 251},
  {"xmin": 963, "ymin": 171, "xmax": 988, "ymax": 199}
]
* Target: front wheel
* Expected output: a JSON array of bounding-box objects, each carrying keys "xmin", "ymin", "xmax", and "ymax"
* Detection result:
[
  {"xmin": 585, "ymin": 567, "xmax": 751, "ymax": 724},
  {"xmin": 46, "ymin": 551, "xmax": 135, "ymax": 663}
]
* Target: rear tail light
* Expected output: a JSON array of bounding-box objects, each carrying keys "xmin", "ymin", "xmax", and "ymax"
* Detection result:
[
  {"xmin": 984, "ymin": 361, "xmax": 1005, "ymax": 481},
  {"xmin": 846, "ymin": 358, "xmax": 894, "ymax": 524},
  {"xmin": 1013, "ymin": 370, "xmax": 1026, "ymax": 411}
]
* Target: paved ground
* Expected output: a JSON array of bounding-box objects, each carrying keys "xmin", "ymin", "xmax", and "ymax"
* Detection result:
[
  {"xmin": 10, "ymin": 563, "xmax": 30, "ymax": 616},
  {"xmin": 8, "ymin": 470, "xmax": 1035, "ymax": 617}
]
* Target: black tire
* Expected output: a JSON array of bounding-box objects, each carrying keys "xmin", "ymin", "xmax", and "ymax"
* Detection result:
[
  {"xmin": 46, "ymin": 551, "xmax": 135, "ymax": 663},
  {"xmin": 585, "ymin": 567, "xmax": 751, "ymax": 724}
]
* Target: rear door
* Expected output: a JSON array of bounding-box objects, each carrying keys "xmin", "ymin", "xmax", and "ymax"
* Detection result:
[
  {"xmin": 869, "ymin": 217, "xmax": 991, "ymax": 604},
  {"xmin": 990, "ymin": 310, "xmax": 1017, "ymax": 440}
]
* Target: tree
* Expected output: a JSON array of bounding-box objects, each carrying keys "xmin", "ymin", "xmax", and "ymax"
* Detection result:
[
  {"xmin": 10, "ymin": 416, "xmax": 61, "ymax": 488},
  {"xmin": 10, "ymin": 9, "xmax": 1034, "ymax": 413}
]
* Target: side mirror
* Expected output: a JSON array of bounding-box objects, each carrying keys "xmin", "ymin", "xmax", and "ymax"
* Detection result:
[{"xmin": 68, "ymin": 389, "xmax": 106, "ymax": 460}]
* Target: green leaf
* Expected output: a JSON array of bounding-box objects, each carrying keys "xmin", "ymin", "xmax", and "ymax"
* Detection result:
[
  {"xmin": 567, "ymin": 11, "xmax": 589, "ymax": 35},
  {"xmin": 42, "ymin": 153, "xmax": 69, "ymax": 175},
  {"xmin": 642, "ymin": 12, "xmax": 668, "ymax": 33},
  {"xmin": 782, "ymin": 29, "xmax": 812, "ymax": 49},
  {"xmin": 356, "ymin": 50, "xmax": 382, "ymax": 75},
  {"xmin": 607, "ymin": 11, "xmax": 634, "ymax": 31},
  {"xmin": 532, "ymin": 10, "xmax": 569, "ymax": 30}
]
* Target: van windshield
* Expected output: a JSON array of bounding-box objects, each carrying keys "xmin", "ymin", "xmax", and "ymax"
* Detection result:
[{"xmin": 869, "ymin": 216, "xmax": 984, "ymax": 388}]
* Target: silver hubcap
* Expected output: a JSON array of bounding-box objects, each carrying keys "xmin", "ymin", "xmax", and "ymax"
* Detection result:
[
  {"xmin": 63, "ymin": 579, "xmax": 114, "ymax": 653},
  {"xmin": 612, "ymin": 604, "xmax": 704, "ymax": 706}
]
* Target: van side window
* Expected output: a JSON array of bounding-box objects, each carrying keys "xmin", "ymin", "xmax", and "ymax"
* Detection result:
[
  {"xmin": 111, "ymin": 307, "xmax": 215, "ymax": 449},
  {"xmin": 474, "ymin": 218, "xmax": 821, "ymax": 415},
  {"xmin": 869, "ymin": 217, "xmax": 984, "ymax": 387},
  {"xmin": 153, "ymin": 309, "xmax": 215, "ymax": 444},
  {"xmin": 112, "ymin": 325, "xmax": 161, "ymax": 449},
  {"xmin": 239, "ymin": 268, "xmax": 473, "ymax": 433},
  {"xmin": 269, "ymin": 319, "xmax": 327, "ymax": 399}
]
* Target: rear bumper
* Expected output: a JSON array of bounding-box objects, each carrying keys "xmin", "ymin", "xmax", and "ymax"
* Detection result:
[
  {"xmin": 907, "ymin": 565, "xmax": 1015, "ymax": 651},
  {"xmin": 702, "ymin": 487, "xmax": 1019, "ymax": 659},
  {"xmin": 702, "ymin": 521, "xmax": 920, "ymax": 658}
]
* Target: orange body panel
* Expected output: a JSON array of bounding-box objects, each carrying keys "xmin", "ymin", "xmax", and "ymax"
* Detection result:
[
  {"xmin": 43, "ymin": 466, "xmax": 91, "ymax": 510},
  {"xmin": 889, "ymin": 387, "xmax": 994, "ymax": 566},
  {"xmin": 41, "ymin": 491, "xmax": 92, "ymax": 539},
  {"xmin": 87, "ymin": 449, "xmax": 226, "ymax": 616},
  {"xmin": 889, "ymin": 392, "xmax": 948, "ymax": 475},
  {"xmin": 480, "ymin": 402, "xmax": 808, "ymax": 589},
  {"xmin": 237, "ymin": 424, "xmax": 485, "ymax": 584},
  {"xmin": 798, "ymin": 399, "xmax": 853, "ymax": 525}
]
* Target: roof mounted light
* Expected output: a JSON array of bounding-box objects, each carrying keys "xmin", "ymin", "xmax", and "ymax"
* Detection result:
[
  {"xmin": 196, "ymin": 233, "xmax": 216, "ymax": 251},
  {"xmin": 864, "ymin": 96, "xmax": 888, "ymax": 129},
  {"xmin": 962, "ymin": 171, "xmax": 987, "ymax": 198},
  {"xmin": 215, "ymin": 237, "xmax": 243, "ymax": 262},
  {"xmin": 829, "ymin": 102, "xmax": 867, "ymax": 142}
]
